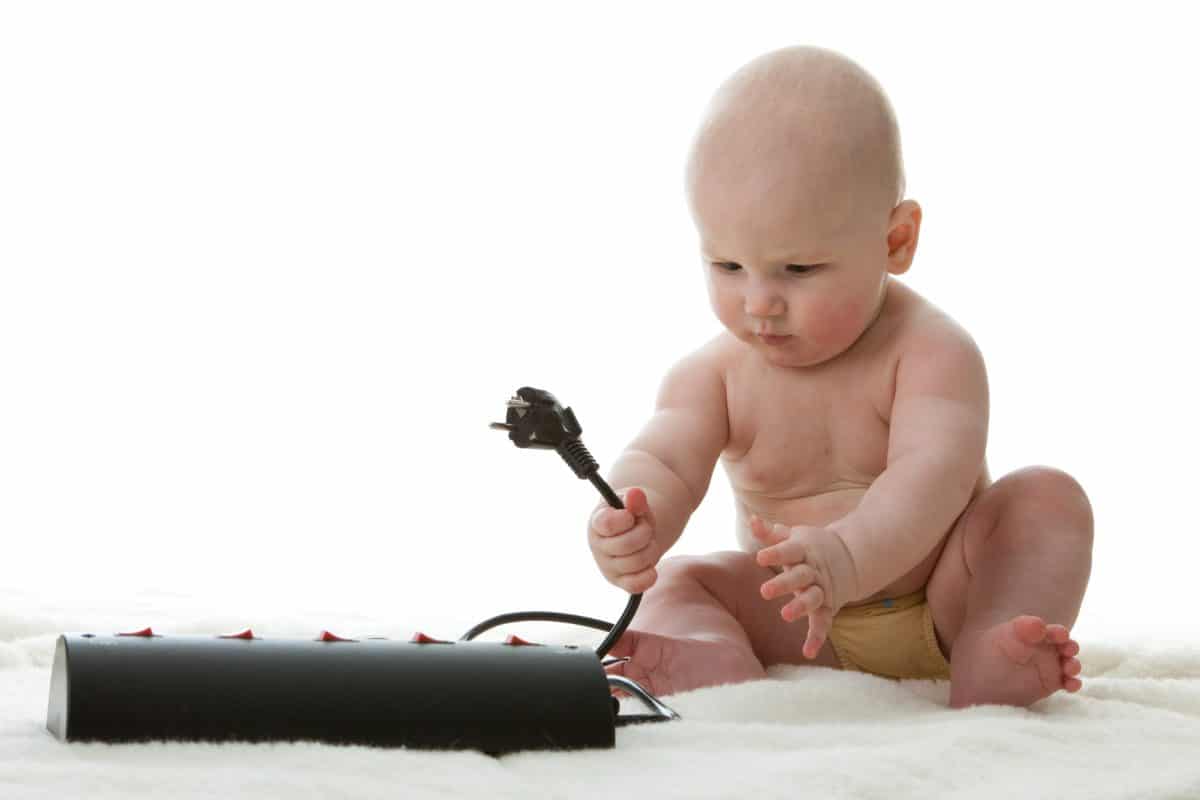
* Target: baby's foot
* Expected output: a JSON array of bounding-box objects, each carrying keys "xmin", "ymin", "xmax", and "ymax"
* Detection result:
[
  {"xmin": 949, "ymin": 615, "xmax": 1082, "ymax": 709},
  {"xmin": 603, "ymin": 628, "xmax": 767, "ymax": 698}
]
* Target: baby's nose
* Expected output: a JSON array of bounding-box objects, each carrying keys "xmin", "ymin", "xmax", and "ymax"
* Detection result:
[{"xmin": 744, "ymin": 289, "xmax": 784, "ymax": 318}]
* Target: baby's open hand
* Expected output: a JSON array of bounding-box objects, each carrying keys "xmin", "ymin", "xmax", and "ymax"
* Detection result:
[{"xmin": 751, "ymin": 514, "xmax": 858, "ymax": 660}]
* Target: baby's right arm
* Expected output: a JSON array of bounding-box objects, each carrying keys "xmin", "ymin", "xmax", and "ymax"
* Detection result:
[{"xmin": 587, "ymin": 346, "xmax": 730, "ymax": 593}]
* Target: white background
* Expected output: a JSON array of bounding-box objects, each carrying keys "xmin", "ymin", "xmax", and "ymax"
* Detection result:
[{"xmin": 1, "ymin": 2, "xmax": 1195, "ymax": 647}]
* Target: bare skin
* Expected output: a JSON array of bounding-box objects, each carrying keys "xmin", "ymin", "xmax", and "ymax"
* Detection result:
[{"xmin": 603, "ymin": 46, "xmax": 1092, "ymax": 708}]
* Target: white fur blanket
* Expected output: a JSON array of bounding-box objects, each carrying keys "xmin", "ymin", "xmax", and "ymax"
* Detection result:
[{"xmin": 4, "ymin": 595, "xmax": 1199, "ymax": 800}]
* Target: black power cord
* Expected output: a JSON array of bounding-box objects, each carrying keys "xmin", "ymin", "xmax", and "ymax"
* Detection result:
[
  {"xmin": 459, "ymin": 386, "xmax": 677, "ymax": 726},
  {"xmin": 462, "ymin": 387, "xmax": 639, "ymax": 658}
]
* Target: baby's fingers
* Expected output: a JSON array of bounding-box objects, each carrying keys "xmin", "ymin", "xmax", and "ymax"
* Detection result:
[
  {"xmin": 750, "ymin": 515, "xmax": 790, "ymax": 546},
  {"xmin": 761, "ymin": 564, "xmax": 819, "ymax": 600},
  {"xmin": 591, "ymin": 507, "xmax": 634, "ymax": 537},
  {"xmin": 803, "ymin": 607, "xmax": 833, "ymax": 661},
  {"xmin": 593, "ymin": 520, "xmax": 654, "ymax": 558},
  {"xmin": 780, "ymin": 584, "xmax": 823, "ymax": 621},
  {"xmin": 757, "ymin": 537, "xmax": 807, "ymax": 568}
]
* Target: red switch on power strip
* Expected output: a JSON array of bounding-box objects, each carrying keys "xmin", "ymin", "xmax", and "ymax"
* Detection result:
[
  {"xmin": 218, "ymin": 629, "xmax": 256, "ymax": 640},
  {"xmin": 410, "ymin": 632, "xmax": 451, "ymax": 644},
  {"xmin": 504, "ymin": 634, "xmax": 541, "ymax": 647},
  {"xmin": 316, "ymin": 630, "xmax": 357, "ymax": 643},
  {"xmin": 117, "ymin": 627, "xmax": 156, "ymax": 637}
]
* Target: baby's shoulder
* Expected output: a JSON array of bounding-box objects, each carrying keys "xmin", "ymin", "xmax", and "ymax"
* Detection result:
[
  {"xmin": 676, "ymin": 330, "xmax": 736, "ymax": 374},
  {"xmin": 888, "ymin": 280, "xmax": 981, "ymax": 356},
  {"xmin": 879, "ymin": 282, "xmax": 987, "ymax": 411},
  {"xmin": 886, "ymin": 292, "xmax": 987, "ymax": 425}
]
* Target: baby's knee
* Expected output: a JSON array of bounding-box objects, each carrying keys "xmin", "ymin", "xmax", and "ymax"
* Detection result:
[
  {"xmin": 1006, "ymin": 466, "xmax": 1094, "ymax": 534},
  {"xmin": 655, "ymin": 551, "xmax": 759, "ymax": 593}
]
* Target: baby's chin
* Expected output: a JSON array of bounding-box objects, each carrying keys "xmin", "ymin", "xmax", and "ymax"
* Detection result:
[
  {"xmin": 736, "ymin": 329, "xmax": 859, "ymax": 368},
  {"xmin": 739, "ymin": 330, "xmax": 822, "ymax": 366}
]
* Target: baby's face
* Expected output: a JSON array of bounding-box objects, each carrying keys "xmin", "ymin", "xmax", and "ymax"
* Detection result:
[
  {"xmin": 685, "ymin": 45, "xmax": 917, "ymax": 368},
  {"xmin": 692, "ymin": 175, "xmax": 914, "ymax": 369}
]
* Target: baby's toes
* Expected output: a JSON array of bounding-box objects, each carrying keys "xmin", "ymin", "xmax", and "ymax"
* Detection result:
[
  {"xmin": 1058, "ymin": 639, "xmax": 1079, "ymax": 658},
  {"xmin": 1012, "ymin": 615, "xmax": 1048, "ymax": 644},
  {"xmin": 1045, "ymin": 623, "xmax": 1070, "ymax": 644},
  {"xmin": 1061, "ymin": 655, "xmax": 1083, "ymax": 692},
  {"xmin": 1062, "ymin": 656, "xmax": 1081, "ymax": 678}
]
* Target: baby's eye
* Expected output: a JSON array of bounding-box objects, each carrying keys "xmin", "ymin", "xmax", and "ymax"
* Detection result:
[{"xmin": 711, "ymin": 262, "xmax": 822, "ymax": 275}]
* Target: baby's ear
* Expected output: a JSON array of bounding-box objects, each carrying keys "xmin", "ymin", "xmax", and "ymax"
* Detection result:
[{"xmin": 886, "ymin": 199, "xmax": 922, "ymax": 274}]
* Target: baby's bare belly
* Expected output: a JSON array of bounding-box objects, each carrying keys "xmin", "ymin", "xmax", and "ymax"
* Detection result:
[{"xmin": 729, "ymin": 482, "xmax": 950, "ymax": 608}]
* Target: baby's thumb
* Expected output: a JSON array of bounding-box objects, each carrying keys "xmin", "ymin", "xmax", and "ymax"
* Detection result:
[{"xmin": 623, "ymin": 486, "xmax": 650, "ymax": 517}]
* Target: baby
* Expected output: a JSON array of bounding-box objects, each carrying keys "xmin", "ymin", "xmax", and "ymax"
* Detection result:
[{"xmin": 588, "ymin": 45, "xmax": 1094, "ymax": 709}]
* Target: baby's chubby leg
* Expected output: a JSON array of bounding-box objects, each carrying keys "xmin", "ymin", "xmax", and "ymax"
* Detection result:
[
  {"xmin": 605, "ymin": 550, "xmax": 842, "ymax": 697},
  {"xmin": 926, "ymin": 466, "xmax": 1093, "ymax": 708}
]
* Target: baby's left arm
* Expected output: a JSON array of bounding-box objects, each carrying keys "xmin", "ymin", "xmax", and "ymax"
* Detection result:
[{"xmin": 829, "ymin": 323, "xmax": 989, "ymax": 601}]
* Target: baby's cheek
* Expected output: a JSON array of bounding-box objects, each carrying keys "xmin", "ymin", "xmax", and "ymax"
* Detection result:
[
  {"xmin": 810, "ymin": 296, "xmax": 866, "ymax": 349},
  {"xmin": 712, "ymin": 293, "xmax": 743, "ymax": 333}
]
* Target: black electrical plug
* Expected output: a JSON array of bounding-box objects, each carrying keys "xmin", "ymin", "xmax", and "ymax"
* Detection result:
[
  {"xmin": 470, "ymin": 386, "xmax": 639, "ymax": 662},
  {"xmin": 490, "ymin": 387, "xmax": 623, "ymax": 510}
]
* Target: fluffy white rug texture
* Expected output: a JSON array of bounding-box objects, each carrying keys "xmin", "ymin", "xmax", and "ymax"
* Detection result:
[{"xmin": 3, "ymin": 598, "xmax": 1199, "ymax": 800}]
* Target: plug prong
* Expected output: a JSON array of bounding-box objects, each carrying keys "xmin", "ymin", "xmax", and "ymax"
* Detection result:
[
  {"xmin": 489, "ymin": 422, "xmax": 514, "ymax": 431},
  {"xmin": 506, "ymin": 397, "xmax": 532, "ymax": 409}
]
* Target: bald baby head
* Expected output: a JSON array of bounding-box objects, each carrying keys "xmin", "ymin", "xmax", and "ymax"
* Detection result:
[{"xmin": 686, "ymin": 46, "xmax": 905, "ymax": 240}]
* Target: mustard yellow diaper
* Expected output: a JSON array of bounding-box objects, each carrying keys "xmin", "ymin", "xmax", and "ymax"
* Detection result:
[{"xmin": 827, "ymin": 588, "xmax": 951, "ymax": 681}]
